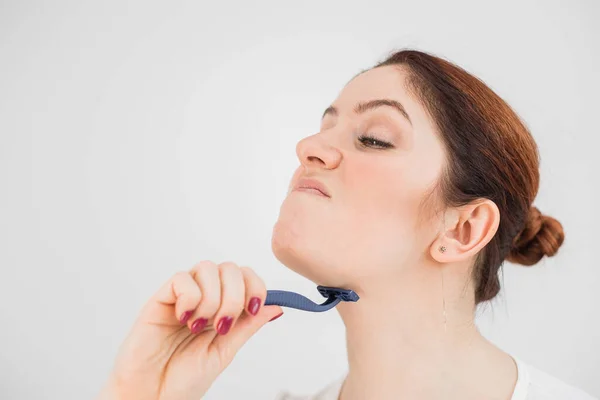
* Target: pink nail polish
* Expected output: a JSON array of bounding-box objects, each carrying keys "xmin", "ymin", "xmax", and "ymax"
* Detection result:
[
  {"xmin": 249, "ymin": 297, "xmax": 261, "ymax": 316},
  {"xmin": 216, "ymin": 316, "xmax": 234, "ymax": 335},
  {"xmin": 180, "ymin": 310, "xmax": 194, "ymax": 325},
  {"xmin": 191, "ymin": 318, "xmax": 208, "ymax": 334},
  {"xmin": 269, "ymin": 312, "xmax": 284, "ymax": 322}
]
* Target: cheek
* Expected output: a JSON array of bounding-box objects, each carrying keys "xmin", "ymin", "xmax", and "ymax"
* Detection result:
[
  {"xmin": 341, "ymin": 158, "xmax": 424, "ymax": 264},
  {"xmin": 347, "ymin": 157, "xmax": 421, "ymax": 225}
]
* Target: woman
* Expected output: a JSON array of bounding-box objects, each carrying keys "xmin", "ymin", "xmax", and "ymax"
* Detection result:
[{"xmin": 96, "ymin": 49, "xmax": 596, "ymax": 400}]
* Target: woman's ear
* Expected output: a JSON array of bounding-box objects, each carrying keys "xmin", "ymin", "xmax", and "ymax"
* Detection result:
[{"xmin": 430, "ymin": 199, "xmax": 500, "ymax": 264}]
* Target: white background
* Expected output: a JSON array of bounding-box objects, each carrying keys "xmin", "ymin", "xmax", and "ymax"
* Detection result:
[{"xmin": 1, "ymin": 1, "xmax": 598, "ymax": 399}]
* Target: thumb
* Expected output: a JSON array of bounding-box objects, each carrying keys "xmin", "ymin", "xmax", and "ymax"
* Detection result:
[{"xmin": 210, "ymin": 305, "xmax": 284, "ymax": 362}]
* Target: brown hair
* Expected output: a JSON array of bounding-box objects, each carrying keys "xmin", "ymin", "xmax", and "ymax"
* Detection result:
[{"xmin": 370, "ymin": 49, "xmax": 565, "ymax": 304}]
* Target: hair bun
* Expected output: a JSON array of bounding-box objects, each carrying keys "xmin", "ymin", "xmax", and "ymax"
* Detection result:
[{"xmin": 507, "ymin": 206, "xmax": 565, "ymax": 266}]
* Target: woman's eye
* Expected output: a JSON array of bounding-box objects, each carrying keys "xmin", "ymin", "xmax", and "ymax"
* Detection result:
[{"xmin": 358, "ymin": 134, "xmax": 394, "ymax": 149}]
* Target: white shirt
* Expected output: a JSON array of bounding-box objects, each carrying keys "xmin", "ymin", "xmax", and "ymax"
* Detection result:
[{"xmin": 274, "ymin": 357, "xmax": 597, "ymax": 400}]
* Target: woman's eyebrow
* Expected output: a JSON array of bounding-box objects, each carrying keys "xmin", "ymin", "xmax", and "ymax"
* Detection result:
[{"xmin": 321, "ymin": 99, "xmax": 412, "ymax": 126}]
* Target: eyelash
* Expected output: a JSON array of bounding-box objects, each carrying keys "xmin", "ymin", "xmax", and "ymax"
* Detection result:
[{"xmin": 357, "ymin": 134, "xmax": 394, "ymax": 149}]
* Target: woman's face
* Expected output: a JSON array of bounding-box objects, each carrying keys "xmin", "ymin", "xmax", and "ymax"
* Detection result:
[{"xmin": 271, "ymin": 65, "xmax": 447, "ymax": 289}]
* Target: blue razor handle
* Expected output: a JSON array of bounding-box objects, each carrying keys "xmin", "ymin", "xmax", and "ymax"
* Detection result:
[{"xmin": 264, "ymin": 285, "xmax": 360, "ymax": 312}]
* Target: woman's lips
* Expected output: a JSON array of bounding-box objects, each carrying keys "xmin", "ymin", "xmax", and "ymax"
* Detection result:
[
  {"xmin": 292, "ymin": 177, "xmax": 331, "ymax": 198},
  {"xmin": 292, "ymin": 187, "xmax": 329, "ymax": 197}
]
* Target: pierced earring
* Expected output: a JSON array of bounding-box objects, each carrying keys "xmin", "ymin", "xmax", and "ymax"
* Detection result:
[{"xmin": 439, "ymin": 245, "xmax": 446, "ymax": 253}]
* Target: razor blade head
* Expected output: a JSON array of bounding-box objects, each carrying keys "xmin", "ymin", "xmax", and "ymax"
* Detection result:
[{"xmin": 317, "ymin": 285, "xmax": 360, "ymax": 302}]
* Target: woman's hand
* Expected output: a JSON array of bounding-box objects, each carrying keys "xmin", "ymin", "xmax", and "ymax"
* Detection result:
[{"xmin": 97, "ymin": 260, "xmax": 284, "ymax": 400}]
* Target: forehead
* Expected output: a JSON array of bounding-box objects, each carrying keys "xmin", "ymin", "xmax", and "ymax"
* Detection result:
[
  {"xmin": 331, "ymin": 65, "xmax": 435, "ymax": 135},
  {"xmin": 334, "ymin": 65, "xmax": 412, "ymax": 107}
]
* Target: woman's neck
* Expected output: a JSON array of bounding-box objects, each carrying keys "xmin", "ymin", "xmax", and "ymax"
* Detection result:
[{"xmin": 335, "ymin": 263, "xmax": 516, "ymax": 400}]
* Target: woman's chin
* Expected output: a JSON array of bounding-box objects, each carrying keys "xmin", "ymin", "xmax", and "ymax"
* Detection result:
[{"xmin": 271, "ymin": 227, "xmax": 332, "ymax": 284}]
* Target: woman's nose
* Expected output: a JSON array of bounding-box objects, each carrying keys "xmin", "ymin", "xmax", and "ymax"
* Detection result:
[{"xmin": 295, "ymin": 134, "xmax": 342, "ymax": 170}]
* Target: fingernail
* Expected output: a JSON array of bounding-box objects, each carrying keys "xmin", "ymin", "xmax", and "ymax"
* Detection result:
[
  {"xmin": 180, "ymin": 310, "xmax": 194, "ymax": 325},
  {"xmin": 248, "ymin": 297, "xmax": 261, "ymax": 316},
  {"xmin": 191, "ymin": 318, "xmax": 208, "ymax": 334},
  {"xmin": 269, "ymin": 312, "xmax": 284, "ymax": 322},
  {"xmin": 217, "ymin": 316, "xmax": 234, "ymax": 335}
]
